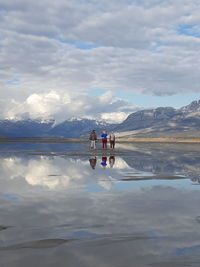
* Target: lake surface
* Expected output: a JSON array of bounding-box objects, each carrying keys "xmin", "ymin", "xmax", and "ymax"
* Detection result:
[{"xmin": 1, "ymin": 142, "xmax": 200, "ymax": 267}]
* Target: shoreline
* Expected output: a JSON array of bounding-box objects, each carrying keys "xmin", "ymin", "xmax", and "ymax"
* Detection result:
[
  {"xmin": 1, "ymin": 137, "xmax": 200, "ymax": 143},
  {"xmin": 0, "ymin": 138, "xmax": 86, "ymax": 143},
  {"xmin": 117, "ymin": 137, "xmax": 200, "ymax": 143}
]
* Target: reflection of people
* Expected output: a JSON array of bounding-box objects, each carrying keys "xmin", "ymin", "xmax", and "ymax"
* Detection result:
[
  {"xmin": 101, "ymin": 130, "xmax": 107, "ymax": 149},
  {"xmin": 89, "ymin": 130, "xmax": 97, "ymax": 149},
  {"xmin": 101, "ymin": 156, "xmax": 107, "ymax": 168},
  {"xmin": 89, "ymin": 156, "xmax": 97, "ymax": 169},
  {"xmin": 109, "ymin": 132, "xmax": 115, "ymax": 149},
  {"xmin": 109, "ymin": 156, "xmax": 115, "ymax": 168}
]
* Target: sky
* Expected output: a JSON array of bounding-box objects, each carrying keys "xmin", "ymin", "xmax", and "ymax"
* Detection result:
[{"xmin": 1, "ymin": 0, "xmax": 200, "ymax": 123}]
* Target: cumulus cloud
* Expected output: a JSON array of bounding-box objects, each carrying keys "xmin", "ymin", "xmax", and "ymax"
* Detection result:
[
  {"xmin": 0, "ymin": 0, "xmax": 200, "ymax": 120},
  {"xmin": 3, "ymin": 90, "xmax": 136, "ymax": 123}
]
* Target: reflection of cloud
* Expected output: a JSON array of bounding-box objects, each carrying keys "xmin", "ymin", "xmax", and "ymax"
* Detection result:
[
  {"xmin": 25, "ymin": 163, "xmax": 69, "ymax": 189},
  {"xmin": 1, "ymin": 155, "xmax": 130, "ymax": 190},
  {"xmin": 1, "ymin": 184, "xmax": 200, "ymax": 266},
  {"xmin": 98, "ymin": 176, "xmax": 114, "ymax": 191},
  {"xmin": 2, "ymin": 157, "xmax": 86, "ymax": 190},
  {"xmin": 112, "ymin": 157, "xmax": 131, "ymax": 170}
]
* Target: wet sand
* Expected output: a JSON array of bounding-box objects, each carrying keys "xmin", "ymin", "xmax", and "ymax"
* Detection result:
[{"xmin": 1, "ymin": 137, "xmax": 200, "ymax": 143}]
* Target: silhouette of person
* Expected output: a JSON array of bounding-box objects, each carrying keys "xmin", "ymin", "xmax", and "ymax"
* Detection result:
[
  {"xmin": 109, "ymin": 156, "xmax": 115, "ymax": 168},
  {"xmin": 89, "ymin": 156, "xmax": 97, "ymax": 169}
]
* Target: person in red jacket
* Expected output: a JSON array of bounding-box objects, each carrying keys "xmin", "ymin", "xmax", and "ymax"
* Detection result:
[{"xmin": 101, "ymin": 130, "xmax": 107, "ymax": 149}]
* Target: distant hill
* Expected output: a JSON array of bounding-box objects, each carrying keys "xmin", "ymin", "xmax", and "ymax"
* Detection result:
[
  {"xmin": 1, "ymin": 100, "xmax": 200, "ymax": 138},
  {"xmin": 0, "ymin": 118, "xmax": 109, "ymax": 138},
  {"xmin": 113, "ymin": 100, "xmax": 200, "ymax": 138}
]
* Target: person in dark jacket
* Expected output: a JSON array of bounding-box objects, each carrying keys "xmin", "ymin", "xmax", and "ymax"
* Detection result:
[{"xmin": 89, "ymin": 130, "xmax": 97, "ymax": 149}]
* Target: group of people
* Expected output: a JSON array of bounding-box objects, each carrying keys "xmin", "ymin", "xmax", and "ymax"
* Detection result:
[{"xmin": 89, "ymin": 130, "xmax": 115, "ymax": 149}]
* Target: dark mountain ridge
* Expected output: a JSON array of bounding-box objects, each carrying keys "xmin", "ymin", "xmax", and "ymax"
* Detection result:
[
  {"xmin": 1, "ymin": 100, "xmax": 200, "ymax": 138},
  {"xmin": 0, "ymin": 118, "xmax": 109, "ymax": 138},
  {"xmin": 113, "ymin": 100, "xmax": 200, "ymax": 137}
]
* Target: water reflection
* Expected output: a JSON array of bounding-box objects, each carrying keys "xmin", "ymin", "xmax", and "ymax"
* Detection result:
[
  {"xmin": 191, "ymin": 176, "xmax": 200, "ymax": 185},
  {"xmin": 0, "ymin": 147, "xmax": 200, "ymax": 192},
  {"xmin": 89, "ymin": 156, "xmax": 97, "ymax": 169},
  {"xmin": 101, "ymin": 155, "xmax": 107, "ymax": 168},
  {"xmin": 109, "ymin": 155, "xmax": 115, "ymax": 168},
  {"xmin": 1, "ymin": 143, "xmax": 200, "ymax": 266},
  {"xmin": 89, "ymin": 151, "xmax": 116, "ymax": 169},
  {"xmin": 0, "ymin": 154, "xmax": 131, "ymax": 192}
]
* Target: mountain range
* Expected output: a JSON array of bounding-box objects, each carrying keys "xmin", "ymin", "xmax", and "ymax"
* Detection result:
[
  {"xmin": 1, "ymin": 100, "xmax": 200, "ymax": 138},
  {"xmin": 114, "ymin": 100, "xmax": 200, "ymax": 138}
]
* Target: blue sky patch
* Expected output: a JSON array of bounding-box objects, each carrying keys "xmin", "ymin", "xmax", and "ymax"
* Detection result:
[
  {"xmin": 5, "ymin": 77, "xmax": 21, "ymax": 85},
  {"xmin": 87, "ymin": 89, "xmax": 200, "ymax": 109},
  {"xmin": 149, "ymin": 41, "xmax": 167, "ymax": 53},
  {"xmin": 176, "ymin": 24, "xmax": 200, "ymax": 38},
  {"xmin": 115, "ymin": 91, "xmax": 200, "ymax": 108}
]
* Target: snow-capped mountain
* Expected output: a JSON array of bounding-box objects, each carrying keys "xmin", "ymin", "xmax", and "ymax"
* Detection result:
[
  {"xmin": 1, "ymin": 100, "xmax": 200, "ymax": 138},
  {"xmin": 0, "ymin": 118, "xmax": 109, "ymax": 138},
  {"xmin": 113, "ymin": 100, "xmax": 200, "ymax": 137}
]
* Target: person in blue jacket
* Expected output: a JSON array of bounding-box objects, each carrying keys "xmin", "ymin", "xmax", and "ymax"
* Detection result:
[{"xmin": 101, "ymin": 130, "xmax": 107, "ymax": 149}]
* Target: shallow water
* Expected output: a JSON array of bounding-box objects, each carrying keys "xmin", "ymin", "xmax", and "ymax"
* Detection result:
[{"xmin": 1, "ymin": 142, "xmax": 200, "ymax": 266}]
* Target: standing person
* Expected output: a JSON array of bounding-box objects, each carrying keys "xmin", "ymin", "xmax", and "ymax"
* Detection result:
[
  {"xmin": 109, "ymin": 131, "xmax": 115, "ymax": 149},
  {"xmin": 101, "ymin": 130, "xmax": 107, "ymax": 149},
  {"xmin": 89, "ymin": 130, "xmax": 97, "ymax": 149}
]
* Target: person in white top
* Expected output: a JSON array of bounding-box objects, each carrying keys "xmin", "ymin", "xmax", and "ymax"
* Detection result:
[{"xmin": 109, "ymin": 132, "xmax": 115, "ymax": 149}]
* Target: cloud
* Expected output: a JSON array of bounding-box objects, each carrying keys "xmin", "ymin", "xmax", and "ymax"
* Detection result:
[
  {"xmin": 3, "ymin": 90, "xmax": 136, "ymax": 123},
  {"xmin": 0, "ymin": 0, "xmax": 200, "ymax": 120},
  {"xmin": 100, "ymin": 112, "xmax": 128, "ymax": 124}
]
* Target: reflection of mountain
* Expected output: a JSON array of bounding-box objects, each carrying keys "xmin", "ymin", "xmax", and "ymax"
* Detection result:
[
  {"xmin": 119, "ymin": 143, "xmax": 200, "ymax": 180},
  {"xmin": 191, "ymin": 177, "xmax": 200, "ymax": 185}
]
